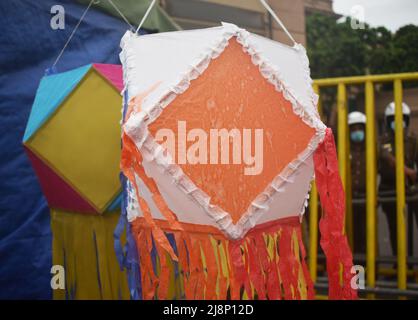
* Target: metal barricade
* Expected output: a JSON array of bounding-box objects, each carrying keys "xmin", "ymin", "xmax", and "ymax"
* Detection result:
[{"xmin": 309, "ymin": 72, "xmax": 418, "ymax": 298}]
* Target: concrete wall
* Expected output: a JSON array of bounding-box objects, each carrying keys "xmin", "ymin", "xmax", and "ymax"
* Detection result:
[
  {"xmin": 375, "ymin": 87, "xmax": 418, "ymax": 134},
  {"xmin": 161, "ymin": 0, "xmax": 336, "ymax": 47},
  {"xmin": 350, "ymin": 87, "xmax": 418, "ymax": 135},
  {"xmin": 269, "ymin": 0, "xmax": 307, "ymax": 46},
  {"xmin": 304, "ymin": 0, "xmax": 334, "ymax": 15}
]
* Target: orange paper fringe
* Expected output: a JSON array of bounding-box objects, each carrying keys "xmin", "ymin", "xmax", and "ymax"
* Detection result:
[
  {"xmin": 121, "ymin": 132, "xmax": 315, "ymax": 300},
  {"xmin": 131, "ymin": 217, "xmax": 315, "ymax": 300}
]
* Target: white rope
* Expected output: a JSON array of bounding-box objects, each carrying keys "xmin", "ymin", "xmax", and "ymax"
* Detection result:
[
  {"xmin": 259, "ymin": 0, "xmax": 297, "ymax": 45},
  {"xmin": 107, "ymin": 0, "xmax": 135, "ymax": 31},
  {"xmin": 133, "ymin": 0, "xmax": 296, "ymax": 45},
  {"xmin": 52, "ymin": 0, "xmax": 96, "ymax": 68},
  {"xmin": 135, "ymin": 0, "xmax": 157, "ymax": 34}
]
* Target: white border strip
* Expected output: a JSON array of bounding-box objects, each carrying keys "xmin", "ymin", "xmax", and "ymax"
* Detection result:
[{"xmin": 122, "ymin": 23, "xmax": 326, "ymax": 239}]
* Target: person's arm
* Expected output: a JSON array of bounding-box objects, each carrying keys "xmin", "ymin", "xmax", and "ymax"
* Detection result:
[
  {"xmin": 379, "ymin": 141, "xmax": 395, "ymax": 168},
  {"xmin": 379, "ymin": 140, "xmax": 416, "ymax": 182},
  {"xmin": 412, "ymin": 137, "xmax": 418, "ymax": 184},
  {"xmin": 405, "ymin": 166, "xmax": 417, "ymax": 184},
  {"xmin": 405, "ymin": 138, "xmax": 417, "ymax": 184}
]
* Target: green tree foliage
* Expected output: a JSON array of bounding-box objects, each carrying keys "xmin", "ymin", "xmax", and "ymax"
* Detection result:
[
  {"xmin": 392, "ymin": 25, "xmax": 418, "ymax": 73},
  {"xmin": 306, "ymin": 13, "xmax": 418, "ymax": 79}
]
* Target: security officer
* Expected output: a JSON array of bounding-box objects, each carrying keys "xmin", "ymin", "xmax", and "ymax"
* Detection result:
[
  {"xmin": 379, "ymin": 102, "xmax": 418, "ymax": 257},
  {"xmin": 348, "ymin": 111, "xmax": 367, "ymax": 254}
]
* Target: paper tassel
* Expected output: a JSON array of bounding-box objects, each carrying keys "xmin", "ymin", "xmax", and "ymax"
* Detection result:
[
  {"xmin": 130, "ymin": 217, "xmax": 315, "ymax": 300},
  {"xmin": 313, "ymin": 128, "xmax": 357, "ymax": 300},
  {"xmin": 51, "ymin": 209, "xmax": 130, "ymax": 300},
  {"xmin": 121, "ymin": 133, "xmax": 315, "ymax": 300}
]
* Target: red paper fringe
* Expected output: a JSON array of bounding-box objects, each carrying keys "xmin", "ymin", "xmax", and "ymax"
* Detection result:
[
  {"xmin": 121, "ymin": 123, "xmax": 355, "ymax": 300},
  {"xmin": 313, "ymin": 128, "xmax": 357, "ymax": 300},
  {"xmin": 131, "ymin": 218, "xmax": 315, "ymax": 300}
]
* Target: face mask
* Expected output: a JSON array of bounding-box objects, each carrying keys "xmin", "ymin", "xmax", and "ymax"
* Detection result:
[
  {"xmin": 390, "ymin": 121, "xmax": 406, "ymax": 131},
  {"xmin": 350, "ymin": 130, "xmax": 365, "ymax": 143}
]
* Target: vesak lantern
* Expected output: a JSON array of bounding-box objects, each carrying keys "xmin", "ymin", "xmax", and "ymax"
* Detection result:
[
  {"xmin": 120, "ymin": 23, "xmax": 356, "ymax": 300},
  {"xmin": 23, "ymin": 63, "xmax": 130, "ymax": 299},
  {"xmin": 23, "ymin": 64, "xmax": 123, "ymax": 214}
]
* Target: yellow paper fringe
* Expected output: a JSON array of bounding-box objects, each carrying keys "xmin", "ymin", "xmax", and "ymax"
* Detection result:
[
  {"xmin": 131, "ymin": 220, "xmax": 315, "ymax": 300},
  {"xmin": 50, "ymin": 209, "xmax": 130, "ymax": 300}
]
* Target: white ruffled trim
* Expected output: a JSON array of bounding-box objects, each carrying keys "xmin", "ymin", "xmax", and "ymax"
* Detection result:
[
  {"xmin": 299, "ymin": 172, "xmax": 315, "ymax": 222},
  {"xmin": 122, "ymin": 23, "xmax": 326, "ymax": 239},
  {"xmin": 294, "ymin": 43, "xmax": 320, "ymax": 118}
]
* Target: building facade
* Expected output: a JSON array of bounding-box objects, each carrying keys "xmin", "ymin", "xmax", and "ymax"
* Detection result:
[{"xmin": 160, "ymin": 0, "xmax": 335, "ymax": 46}]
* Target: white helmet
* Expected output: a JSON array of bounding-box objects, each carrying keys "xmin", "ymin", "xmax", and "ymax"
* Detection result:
[
  {"xmin": 348, "ymin": 111, "xmax": 366, "ymax": 125},
  {"xmin": 384, "ymin": 102, "xmax": 411, "ymax": 117}
]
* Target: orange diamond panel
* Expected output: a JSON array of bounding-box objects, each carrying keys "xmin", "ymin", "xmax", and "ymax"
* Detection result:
[{"xmin": 149, "ymin": 38, "xmax": 315, "ymax": 222}]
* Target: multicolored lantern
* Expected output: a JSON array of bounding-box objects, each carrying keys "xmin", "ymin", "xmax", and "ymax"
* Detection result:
[
  {"xmin": 23, "ymin": 64, "xmax": 130, "ymax": 299},
  {"xmin": 23, "ymin": 64, "xmax": 123, "ymax": 214},
  {"xmin": 120, "ymin": 23, "xmax": 356, "ymax": 300}
]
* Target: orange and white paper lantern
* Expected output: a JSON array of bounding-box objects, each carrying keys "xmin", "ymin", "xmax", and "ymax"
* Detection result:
[{"xmin": 120, "ymin": 23, "xmax": 356, "ymax": 300}]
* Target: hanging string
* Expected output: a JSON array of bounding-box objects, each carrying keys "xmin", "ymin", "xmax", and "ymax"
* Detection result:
[
  {"xmin": 135, "ymin": 0, "xmax": 156, "ymax": 34},
  {"xmin": 52, "ymin": 0, "xmax": 97, "ymax": 68},
  {"xmin": 51, "ymin": 0, "xmax": 137, "ymax": 69},
  {"xmin": 134, "ymin": 0, "xmax": 296, "ymax": 45},
  {"xmin": 259, "ymin": 0, "xmax": 296, "ymax": 45},
  {"xmin": 52, "ymin": 0, "xmax": 297, "ymax": 69},
  {"xmin": 107, "ymin": 0, "xmax": 135, "ymax": 32}
]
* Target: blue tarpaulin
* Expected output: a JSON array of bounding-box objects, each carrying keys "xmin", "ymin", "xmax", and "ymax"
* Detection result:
[{"xmin": 0, "ymin": 0, "xmax": 136, "ymax": 299}]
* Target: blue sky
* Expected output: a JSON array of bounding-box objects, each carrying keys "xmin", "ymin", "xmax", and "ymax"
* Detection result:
[{"xmin": 333, "ymin": 0, "xmax": 418, "ymax": 32}]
